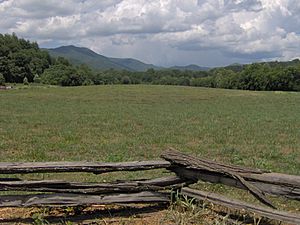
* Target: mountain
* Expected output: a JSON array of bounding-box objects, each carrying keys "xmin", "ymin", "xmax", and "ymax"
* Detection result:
[
  {"xmin": 46, "ymin": 45, "xmax": 210, "ymax": 72},
  {"xmin": 109, "ymin": 57, "xmax": 161, "ymax": 71},
  {"xmin": 46, "ymin": 45, "xmax": 160, "ymax": 71},
  {"xmin": 223, "ymin": 63, "xmax": 244, "ymax": 72},
  {"xmin": 170, "ymin": 64, "xmax": 210, "ymax": 71}
]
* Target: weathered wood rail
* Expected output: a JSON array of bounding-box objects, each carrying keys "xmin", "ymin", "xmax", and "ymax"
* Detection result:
[
  {"xmin": 0, "ymin": 160, "xmax": 178, "ymax": 209},
  {"xmin": 0, "ymin": 176, "xmax": 186, "ymax": 194},
  {"xmin": 0, "ymin": 160, "xmax": 171, "ymax": 174},
  {"xmin": 0, "ymin": 148, "xmax": 299, "ymax": 224},
  {"xmin": 161, "ymin": 149, "xmax": 300, "ymax": 201},
  {"xmin": 182, "ymin": 188, "xmax": 300, "ymax": 225},
  {"xmin": 0, "ymin": 192, "xmax": 170, "ymax": 207}
]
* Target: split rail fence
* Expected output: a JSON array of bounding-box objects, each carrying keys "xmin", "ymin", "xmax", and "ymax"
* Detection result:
[{"xmin": 0, "ymin": 148, "xmax": 299, "ymax": 224}]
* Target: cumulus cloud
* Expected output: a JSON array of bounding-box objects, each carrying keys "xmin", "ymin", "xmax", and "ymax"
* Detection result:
[{"xmin": 0, "ymin": 0, "xmax": 299, "ymax": 66}]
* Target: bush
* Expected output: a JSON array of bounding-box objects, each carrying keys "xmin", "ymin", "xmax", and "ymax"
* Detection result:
[
  {"xmin": 23, "ymin": 77, "xmax": 29, "ymax": 85},
  {"xmin": 191, "ymin": 77, "xmax": 215, "ymax": 87},
  {"xmin": 177, "ymin": 77, "xmax": 191, "ymax": 86},
  {"xmin": 41, "ymin": 64, "xmax": 83, "ymax": 86},
  {"xmin": 33, "ymin": 74, "xmax": 41, "ymax": 83},
  {"xmin": 121, "ymin": 76, "xmax": 131, "ymax": 84},
  {"xmin": 82, "ymin": 79, "xmax": 94, "ymax": 86},
  {"xmin": 0, "ymin": 73, "xmax": 5, "ymax": 86}
]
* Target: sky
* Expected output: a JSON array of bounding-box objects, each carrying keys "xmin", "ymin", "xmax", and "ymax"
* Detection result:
[{"xmin": 0, "ymin": 0, "xmax": 300, "ymax": 67}]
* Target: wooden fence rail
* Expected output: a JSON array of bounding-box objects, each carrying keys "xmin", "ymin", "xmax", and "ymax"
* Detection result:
[
  {"xmin": 162, "ymin": 148, "xmax": 300, "ymax": 201},
  {"xmin": 0, "ymin": 149, "xmax": 299, "ymax": 224},
  {"xmin": 0, "ymin": 192, "xmax": 170, "ymax": 207},
  {"xmin": 182, "ymin": 187, "xmax": 300, "ymax": 225},
  {"xmin": 0, "ymin": 160, "xmax": 170, "ymax": 174},
  {"xmin": 0, "ymin": 176, "xmax": 186, "ymax": 194}
]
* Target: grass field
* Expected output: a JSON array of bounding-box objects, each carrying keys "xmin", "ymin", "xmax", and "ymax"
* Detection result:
[
  {"xmin": 1, "ymin": 85, "xmax": 299, "ymax": 171},
  {"xmin": 0, "ymin": 84, "xmax": 300, "ymax": 219}
]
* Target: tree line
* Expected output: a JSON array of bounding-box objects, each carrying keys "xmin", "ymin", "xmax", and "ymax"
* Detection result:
[
  {"xmin": 1, "ymin": 33, "xmax": 300, "ymax": 91},
  {"xmin": 0, "ymin": 33, "xmax": 51, "ymax": 83},
  {"xmin": 194, "ymin": 63, "xmax": 300, "ymax": 91}
]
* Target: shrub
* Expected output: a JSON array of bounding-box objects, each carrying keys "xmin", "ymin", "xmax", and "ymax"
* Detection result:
[
  {"xmin": 177, "ymin": 77, "xmax": 191, "ymax": 86},
  {"xmin": 191, "ymin": 77, "xmax": 215, "ymax": 87},
  {"xmin": 82, "ymin": 79, "xmax": 94, "ymax": 86},
  {"xmin": 121, "ymin": 76, "xmax": 131, "ymax": 84}
]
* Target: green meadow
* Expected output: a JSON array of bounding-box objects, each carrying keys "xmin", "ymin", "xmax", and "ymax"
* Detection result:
[{"xmin": 0, "ymin": 85, "xmax": 299, "ymax": 182}]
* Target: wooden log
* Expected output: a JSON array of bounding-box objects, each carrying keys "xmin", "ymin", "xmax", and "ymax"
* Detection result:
[
  {"xmin": 171, "ymin": 168, "xmax": 300, "ymax": 200},
  {"xmin": 0, "ymin": 161, "xmax": 171, "ymax": 174},
  {"xmin": 136, "ymin": 176, "xmax": 187, "ymax": 186},
  {"xmin": 162, "ymin": 149, "xmax": 300, "ymax": 201},
  {"xmin": 181, "ymin": 187, "xmax": 300, "ymax": 225},
  {"xmin": 161, "ymin": 149, "xmax": 276, "ymax": 208},
  {"xmin": 0, "ymin": 176, "xmax": 187, "ymax": 194},
  {"xmin": 161, "ymin": 148, "xmax": 266, "ymax": 174},
  {"xmin": 0, "ymin": 191, "xmax": 170, "ymax": 207}
]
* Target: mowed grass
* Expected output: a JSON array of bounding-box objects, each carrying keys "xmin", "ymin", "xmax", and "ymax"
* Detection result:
[{"xmin": 0, "ymin": 85, "xmax": 299, "ymax": 179}]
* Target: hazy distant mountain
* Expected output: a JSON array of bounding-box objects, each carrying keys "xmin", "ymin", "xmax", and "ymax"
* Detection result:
[
  {"xmin": 222, "ymin": 63, "xmax": 244, "ymax": 72},
  {"xmin": 46, "ymin": 45, "xmax": 211, "ymax": 72},
  {"xmin": 170, "ymin": 64, "xmax": 210, "ymax": 71},
  {"xmin": 47, "ymin": 45, "xmax": 160, "ymax": 71},
  {"xmin": 109, "ymin": 57, "xmax": 161, "ymax": 71}
]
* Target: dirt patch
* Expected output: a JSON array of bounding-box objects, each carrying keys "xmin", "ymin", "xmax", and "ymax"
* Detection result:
[{"xmin": 0, "ymin": 204, "xmax": 172, "ymax": 225}]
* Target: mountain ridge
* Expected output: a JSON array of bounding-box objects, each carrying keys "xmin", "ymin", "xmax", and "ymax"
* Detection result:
[
  {"xmin": 46, "ymin": 45, "xmax": 210, "ymax": 72},
  {"xmin": 170, "ymin": 64, "xmax": 210, "ymax": 71}
]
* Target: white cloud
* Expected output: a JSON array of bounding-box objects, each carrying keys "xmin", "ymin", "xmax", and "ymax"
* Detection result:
[{"xmin": 0, "ymin": 0, "xmax": 299, "ymax": 66}]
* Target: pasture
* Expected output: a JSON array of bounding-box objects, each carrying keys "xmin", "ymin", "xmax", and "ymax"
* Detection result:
[
  {"xmin": 1, "ymin": 85, "xmax": 299, "ymax": 171},
  {"xmin": 0, "ymin": 85, "xmax": 299, "ymax": 220}
]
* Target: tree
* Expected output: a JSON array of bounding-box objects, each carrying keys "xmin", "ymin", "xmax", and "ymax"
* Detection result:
[
  {"xmin": 55, "ymin": 57, "xmax": 70, "ymax": 66},
  {"xmin": 177, "ymin": 77, "xmax": 191, "ymax": 86},
  {"xmin": 190, "ymin": 76, "xmax": 215, "ymax": 88},
  {"xmin": 0, "ymin": 73, "xmax": 5, "ymax": 85},
  {"xmin": 41, "ymin": 64, "xmax": 89, "ymax": 86},
  {"xmin": 0, "ymin": 33, "xmax": 51, "ymax": 83},
  {"xmin": 121, "ymin": 75, "xmax": 131, "ymax": 84},
  {"xmin": 214, "ymin": 69, "xmax": 239, "ymax": 89}
]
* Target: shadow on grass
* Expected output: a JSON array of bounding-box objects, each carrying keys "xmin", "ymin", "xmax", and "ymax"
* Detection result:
[{"xmin": 0, "ymin": 203, "xmax": 169, "ymax": 224}]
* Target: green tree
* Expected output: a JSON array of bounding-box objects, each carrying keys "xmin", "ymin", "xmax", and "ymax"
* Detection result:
[
  {"xmin": 213, "ymin": 69, "xmax": 239, "ymax": 89},
  {"xmin": 0, "ymin": 73, "xmax": 5, "ymax": 85},
  {"xmin": 190, "ymin": 76, "xmax": 215, "ymax": 87},
  {"xmin": 177, "ymin": 77, "xmax": 190, "ymax": 86},
  {"xmin": 121, "ymin": 75, "xmax": 131, "ymax": 84},
  {"xmin": 0, "ymin": 33, "xmax": 51, "ymax": 83},
  {"xmin": 41, "ymin": 64, "xmax": 87, "ymax": 86}
]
